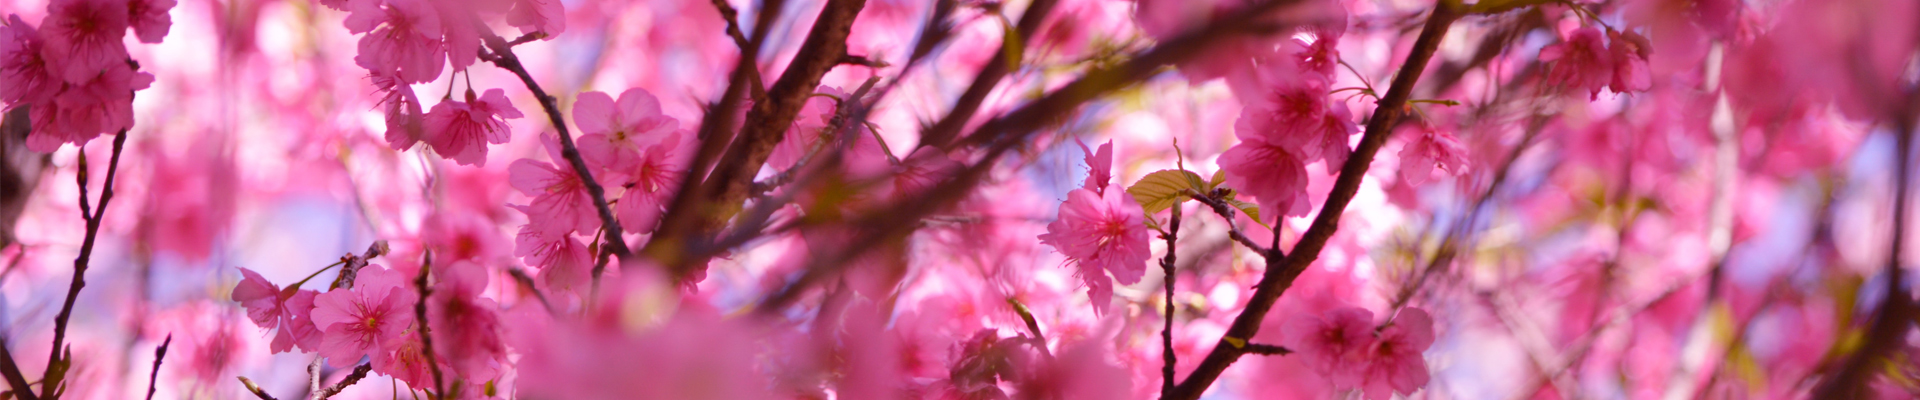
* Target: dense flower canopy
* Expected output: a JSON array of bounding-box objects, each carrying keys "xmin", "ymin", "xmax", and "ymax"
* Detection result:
[{"xmin": 1, "ymin": 0, "xmax": 1918, "ymax": 399}]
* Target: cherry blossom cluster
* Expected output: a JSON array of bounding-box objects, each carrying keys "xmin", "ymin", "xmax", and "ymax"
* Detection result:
[
  {"xmin": 0, "ymin": 0, "xmax": 173, "ymax": 152},
  {"xmin": 1280, "ymin": 307, "xmax": 1435, "ymax": 400},
  {"xmin": 323, "ymin": 0, "xmax": 562, "ymax": 166}
]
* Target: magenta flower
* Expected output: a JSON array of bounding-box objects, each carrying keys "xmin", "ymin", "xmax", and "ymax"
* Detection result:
[
  {"xmin": 515, "ymin": 225, "xmax": 592, "ymax": 294},
  {"xmin": 425, "ymin": 88, "xmax": 524, "ymax": 166},
  {"xmin": 1, "ymin": 15, "xmax": 61, "ymax": 107},
  {"xmin": 1359, "ymin": 307, "xmax": 1435, "ymax": 400},
  {"xmin": 1038, "ymin": 187, "xmax": 1151, "ymax": 315},
  {"xmin": 40, "ymin": 0, "xmax": 131, "ymax": 83},
  {"xmin": 1076, "ymin": 139, "xmax": 1113, "ymax": 193},
  {"xmin": 613, "ymin": 131, "xmax": 686, "ymax": 233},
  {"xmin": 347, "ymin": 0, "xmax": 446, "ymax": 83},
  {"xmin": 26, "ymin": 62, "xmax": 151, "ymax": 152},
  {"xmin": 429, "ymin": 263, "xmax": 508, "ymax": 382},
  {"xmin": 1607, "ymin": 29, "xmax": 1652, "ymax": 94},
  {"xmin": 506, "ymin": 0, "xmax": 567, "ymax": 39},
  {"xmin": 127, "ymin": 0, "xmax": 176, "ymax": 43},
  {"xmin": 231, "ymin": 268, "xmax": 322, "ymax": 354},
  {"xmin": 1280, "ymin": 306, "xmax": 1377, "ymax": 388},
  {"xmin": 573, "ymin": 88, "xmax": 679, "ymax": 174},
  {"xmin": 1396, "ymin": 125, "xmax": 1468, "ymax": 186},
  {"xmin": 373, "ymin": 70, "xmax": 428, "ymax": 150},
  {"xmin": 1540, "ymin": 27, "xmax": 1615, "ymax": 99},
  {"xmin": 1219, "ymin": 141, "xmax": 1311, "ymax": 218},
  {"xmin": 310, "ymin": 264, "xmax": 417, "ymax": 368},
  {"xmin": 510, "ymin": 133, "xmax": 603, "ymax": 238}
]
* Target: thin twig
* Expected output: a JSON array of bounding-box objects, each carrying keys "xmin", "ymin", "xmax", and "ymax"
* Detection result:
[
  {"xmin": 1187, "ymin": 192, "xmax": 1271, "ymax": 256},
  {"xmin": 1167, "ymin": 2, "xmax": 1463, "ymax": 398},
  {"xmin": 507, "ymin": 267, "xmax": 557, "ymax": 314},
  {"xmin": 237, "ymin": 376, "xmax": 279, "ymax": 400},
  {"xmin": 412, "ymin": 252, "xmax": 447, "ymax": 397},
  {"xmin": 0, "ymin": 333, "xmax": 38, "ymax": 400},
  {"xmin": 45, "ymin": 129, "xmax": 129, "ymax": 396},
  {"xmin": 478, "ymin": 28, "xmax": 632, "ymax": 261},
  {"xmin": 312, "ymin": 363, "xmax": 374, "ymax": 400},
  {"xmin": 1008, "ymin": 299, "xmax": 1053, "ymax": 359},
  {"xmin": 919, "ymin": 0, "xmax": 1061, "ymax": 148},
  {"xmin": 144, "ymin": 334, "xmax": 171, "ymax": 400},
  {"xmin": 1161, "ymin": 205, "xmax": 1181, "ymax": 398}
]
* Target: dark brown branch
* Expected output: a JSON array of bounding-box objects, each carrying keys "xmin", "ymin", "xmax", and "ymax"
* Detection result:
[
  {"xmin": 752, "ymin": 0, "xmax": 1310, "ymax": 315},
  {"xmin": 1161, "ymin": 204, "xmax": 1181, "ymax": 398},
  {"xmin": 0, "ymin": 334, "xmax": 38, "ymax": 400},
  {"xmin": 237, "ymin": 377, "xmax": 278, "ymax": 400},
  {"xmin": 1243, "ymin": 343, "xmax": 1293, "ymax": 355},
  {"xmin": 1187, "ymin": 192, "xmax": 1272, "ymax": 256},
  {"xmin": 328, "ymin": 241, "xmax": 390, "ymax": 290},
  {"xmin": 144, "ymin": 334, "xmax": 171, "ymax": 400},
  {"xmin": 45, "ymin": 130, "xmax": 128, "ymax": 396},
  {"xmin": 709, "ymin": 0, "xmax": 768, "ymax": 101},
  {"xmin": 411, "ymin": 253, "xmax": 446, "ymax": 398},
  {"xmin": 1166, "ymin": 1, "xmax": 1462, "ymax": 398},
  {"xmin": 648, "ymin": 0, "xmax": 868, "ymax": 280},
  {"xmin": 918, "ymin": 0, "xmax": 1060, "ymax": 149},
  {"xmin": 507, "ymin": 267, "xmax": 556, "ymax": 314},
  {"xmin": 312, "ymin": 363, "xmax": 374, "ymax": 400},
  {"xmin": 480, "ymin": 29, "xmax": 632, "ymax": 261}
]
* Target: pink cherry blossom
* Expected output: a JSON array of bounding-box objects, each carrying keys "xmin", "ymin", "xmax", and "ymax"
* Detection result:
[
  {"xmin": 1280, "ymin": 307, "xmax": 1378, "ymax": 388},
  {"xmin": 1607, "ymin": 29, "xmax": 1652, "ymax": 94},
  {"xmin": 375, "ymin": 70, "xmax": 429, "ymax": 150},
  {"xmin": 1038, "ymin": 187, "xmax": 1151, "ymax": 315},
  {"xmin": 425, "ymin": 88, "xmax": 523, "ymax": 166},
  {"xmin": 127, "ymin": 0, "xmax": 176, "ymax": 43},
  {"xmin": 613, "ymin": 131, "xmax": 686, "ymax": 232},
  {"xmin": 1360, "ymin": 307, "xmax": 1435, "ymax": 400},
  {"xmin": 428, "ymin": 262, "xmax": 508, "ymax": 382},
  {"xmin": 506, "ymin": 0, "xmax": 566, "ymax": 39},
  {"xmin": 510, "ymin": 133, "xmax": 604, "ymax": 238},
  {"xmin": 574, "ymin": 88, "xmax": 679, "ymax": 173},
  {"xmin": 1077, "ymin": 139, "xmax": 1113, "ymax": 193},
  {"xmin": 1396, "ymin": 125, "xmax": 1468, "ymax": 186},
  {"xmin": 515, "ymin": 225, "xmax": 593, "ymax": 294},
  {"xmin": 1220, "ymin": 141, "xmax": 1311, "ymax": 218},
  {"xmin": 348, "ymin": 0, "xmax": 446, "ymax": 83},
  {"xmin": 1, "ymin": 15, "xmax": 61, "ymax": 107},
  {"xmin": 1539, "ymin": 27, "xmax": 1614, "ymax": 99},
  {"xmin": 231, "ymin": 268, "xmax": 322, "ymax": 353},
  {"xmin": 40, "ymin": 0, "xmax": 131, "ymax": 83},
  {"xmin": 310, "ymin": 264, "xmax": 417, "ymax": 368},
  {"xmin": 25, "ymin": 62, "xmax": 151, "ymax": 152}
]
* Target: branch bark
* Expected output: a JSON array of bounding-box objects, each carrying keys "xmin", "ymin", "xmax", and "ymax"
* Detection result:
[
  {"xmin": 44, "ymin": 130, "xmax": 129, "ymax": 398},
  {"xmin": 1166, "ymin": 2, "xmax": 1462, "ymax": 398},
  {"xmin": 647, "ymin": 0, "xmax": 868, "ymax": 279},
  {"xmin": 1160, "ymin": 205, "xmax": 1181, "ymax": 398},
  {"xmin": 918, "ymin": 0, "xmax": 1061, "ymax": 148}
]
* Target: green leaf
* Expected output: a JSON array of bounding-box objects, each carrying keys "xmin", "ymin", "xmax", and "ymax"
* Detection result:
[
  {"xmin": 1226, "ymin": 198, "xmax": 1263, "ymax": 226},
  {"xmin": 1127, "ymin": 169, "xmax": 1209, "ymax": 215},
  {"xmin": 1210, "ymin": 169, "xmax": 1226, "ymax": 189}
]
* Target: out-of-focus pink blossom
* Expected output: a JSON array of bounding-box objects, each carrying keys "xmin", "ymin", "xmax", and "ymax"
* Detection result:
[
  {"xmin": 1359, "ymin": 307, "xmax": 1434, "ymax": 400},
  {"xmin": 25, "ymin": 62, "xmax": 151, "ymax": 152},
  {"xmin": 1, "ymin": 15, "xmax": 61, "ymax": 107},
  {"xmin": 311, "ymin": 264, "xmax": 417, "ymax": 368},
  {"xmin": 1280, "ymin": 306, "xmax": 1377, "ymax": 388},
  {"xmin": 515, "ymin": 225, "xmax": 593, "ymax": 294},
  {"xmin": 232, "ymin": 268, "xmax": 322, "ymax": 353},
  {"xmin": 514, "ymin": 304, "xmax": 777, "ymax": 399},
  {"xmin": 1220, "ymin": 142, "xmax": 1311, "ymax": 218},
  {"xmin": 425, "ymin": 88, "xmax": 523, "ymax": 166},
  {"xmin": 1539, "ymin": 27, "xmax": 1614, "ymax": 99},
  {"xmin": 506, "ymin": 0, "xmax": 566, "ymax": 39},
  {"xmin": 41, "ymin": 0, "xmax": 130, "ymax": 83},
  {"xmin": 348, "ymin": 0, "xmax": 446, "ymax": 83},
  {"xmin": 1396, "ymin": 125, "xmax": 1468, "ymax": 186},
  {"xmin": 429, "ymin": 262, "xmax": 508, "ymax": 382},
  {"xmin": 1016, "ymin": 340, "xmax": 1133, "ymax": 399},
  {"xmin": 1038, "ymin": 187, "xmax": 1151, "ymax": 315},
  {"xmin": 127, "ymin": 0, "xmax": 175, "ymax": 43},
  {"xmin": 1607, "ymin": 30, "xmax": 1651, "ymax": 94}
]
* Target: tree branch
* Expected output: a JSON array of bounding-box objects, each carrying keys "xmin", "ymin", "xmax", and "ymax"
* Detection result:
[
  {"xmin": 1187, "ymin": 192, "xmax": 1271, "ymax": 256},
  {"xmin": 411, "ymin": 253, "xmax": 447, "ymax": 398},
  {"xmin": 144, "ymin": 334, "xmax": 171, "ymax": 400},
  {"xmin": 1243, "ymin": 343, "xmax": 1292, "ymax": 355},
  {"xmin": 479, "ymin": 29, "xmax": 632, "ymax": 261},
  {"xmin": 647, "ymin": 0, "xmax": 868, "ymax": 280},
  {"xmin": 1161, "ymin": 204, "xmax": 1181, "ymax": 398},
  {"xmin": 45, "ymin": 130, "xmax": 129, "ymax": 397},
  {"xmin": 1166, "ymin": 2, "xmax": 1462, "ymax": 398},
  {"xmin": 312, "ymin": 363, "xmax": 374, "ymax": 400},
  {"xmin": 918, "ymin": 0, "xmax": 1061, "ymax": 148},
  {"xmin": 0, "ymin": 333, "xmax": 38, "ymax": 400},
  {"xmin": 751, "ymin": 0, "xmax": 1311, "ymax": 315}
]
